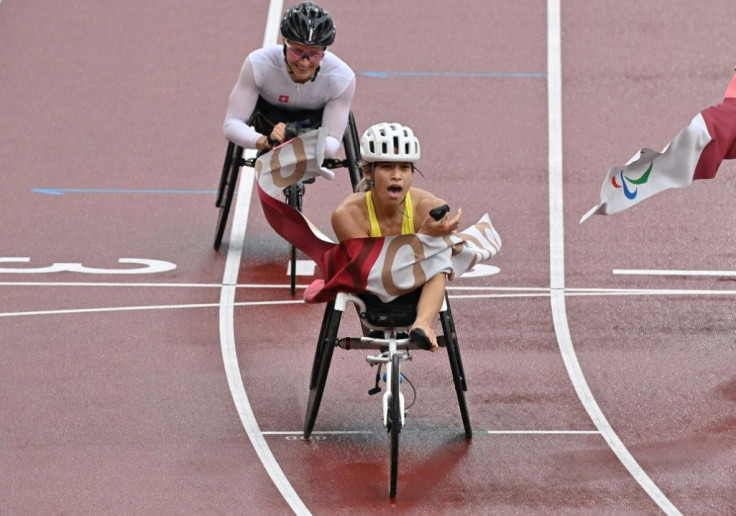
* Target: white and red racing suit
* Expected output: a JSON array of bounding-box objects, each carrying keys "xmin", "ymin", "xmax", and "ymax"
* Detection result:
[{"xmin": 223, "ymin": 44, "xmax": 356, "ymax": 158}]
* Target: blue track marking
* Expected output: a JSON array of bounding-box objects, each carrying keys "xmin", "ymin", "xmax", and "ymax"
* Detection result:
[
  {"xmin": 359, "ymin": 71, "xmax": 547, "ymax": 79},
  {"xmin": 32, "ymin": 188, "xmax": 218, "ymax": 196}
]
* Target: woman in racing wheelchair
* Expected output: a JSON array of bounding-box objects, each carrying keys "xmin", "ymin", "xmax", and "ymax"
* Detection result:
[{"xmin": 330, "ymin": 122, "xmax": 462, "ymax": 351}]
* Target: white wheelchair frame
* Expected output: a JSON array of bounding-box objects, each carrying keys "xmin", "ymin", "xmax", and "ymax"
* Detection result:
[{"xmin": 304, "ymin": 290, "xmax": 471, "ymax": 498}]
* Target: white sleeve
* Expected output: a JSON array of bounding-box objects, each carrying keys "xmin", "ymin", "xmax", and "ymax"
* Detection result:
[
  {"xmin": 321, "ymin": 75, "xmax": 357, "ymax": 158},
  {"xmin": 223, "ymin": 58, "xmax": 262, "ymax": 149}
]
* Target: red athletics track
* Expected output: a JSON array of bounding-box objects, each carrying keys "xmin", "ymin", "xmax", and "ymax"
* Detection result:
[{"xmin": 1, "ymin": 0, "xmax": 734, "ymax": 514}]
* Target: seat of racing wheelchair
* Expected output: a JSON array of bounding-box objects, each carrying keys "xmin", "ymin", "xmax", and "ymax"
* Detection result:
[{"xmin": 356, "ymin": 289, "xmax": 422, "ymax": 329}]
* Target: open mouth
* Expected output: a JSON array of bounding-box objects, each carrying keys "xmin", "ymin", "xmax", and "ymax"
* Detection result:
[{"xmin": 385, "ymin": 184, "xmax": 403, "ymax": 200}]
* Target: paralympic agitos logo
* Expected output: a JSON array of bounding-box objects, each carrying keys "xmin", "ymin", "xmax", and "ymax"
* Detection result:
[{"xmin": 611, "ymin": 162, "xmax": 653, "ymax": 199}]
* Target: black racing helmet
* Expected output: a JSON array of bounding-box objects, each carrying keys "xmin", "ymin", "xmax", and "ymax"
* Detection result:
[{"xmin": 280, "ymin": 2, "xmax": 336, "ymax": 47}]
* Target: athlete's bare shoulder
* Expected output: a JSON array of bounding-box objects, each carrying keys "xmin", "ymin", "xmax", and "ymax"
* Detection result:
[
  {"xmin": 332, "ymin": 193, "xmax": 370, "ymax": 241},
  {"xmin": 409, "ymin": 187, "xmax": 446, "ymax": 211}
]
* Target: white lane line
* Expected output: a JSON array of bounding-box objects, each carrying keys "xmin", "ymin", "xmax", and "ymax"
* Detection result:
[
  {"xmin": 262, "ymin": 430, "xmax": 601, "ymax": 436},
  {"xmin": 3, "ymin": 281, "xmax": 734, "ymax": 296},
  {"xmin": 262, "ymin": 431, "xmax": 372, "ymax": 436},
  {"xmin": 546, "ymin": 2, "xmax": 680, "ymax": 514},
  {"xmin": 220, "ymin": 170, "xmax": 311, "ymax": 514},
  {"xmin": 614, "ymin": 269, "xmax": 736, "ymax": 277},
  {"xmin": 0, "ymin": 282, "xmax": 311, "ymax": 288},
  {"xmin": 3, "ymin": 268, "xmax": 731, "ymax": 287},
  {"xmin": 565, "ymin": 289, "xmax": 736, "ymax": 296},
  {"xmin": 218, "ymin": 2, "xmax": 309, "ymax": 513},
  {"xmin": 451, "ymin": 286, "xmax": 551, "ymax": 292},
  {"xmin": 0, "ymin": 300, "xmax": 305, "ymax": 318},
  {"xmin": 450, "ymin": 293, "xmax": 553, "ymax": 299},
  {"xmin": 3, "ymin": 287, "xmax": 734, "ymax": 318},
  {"xmin": 451, "ymin": 289, "xmax": 736, "ymax": 299},
  {"xmin": 0, "ymin": 282, "xmax": 550, "ymax": 291},
  {"xmin": 482, "ymin": 430, "xmax": 600, "ymax": 435},
  {"xmin": 220, "ymin": 165, "xmax": 309, "ymax": 515}
]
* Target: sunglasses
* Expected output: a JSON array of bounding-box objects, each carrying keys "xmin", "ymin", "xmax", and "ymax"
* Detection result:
[{"xmin": 285, "ymin": 41, "xmax": 324, "ymax": 64}]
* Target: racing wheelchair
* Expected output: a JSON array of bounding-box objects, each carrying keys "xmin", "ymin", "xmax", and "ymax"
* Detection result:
[
  {"xmin": 214, "ymin": 97, "xmax": 362, "ymax": 294},
  {"xmin": 303, "ymin": 287, "xmax": 472, "ymax": 498}
]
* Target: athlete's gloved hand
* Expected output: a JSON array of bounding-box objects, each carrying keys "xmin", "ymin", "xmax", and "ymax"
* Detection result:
[
  {"xmin": 268, "ymin": 122, "xmax": 287, "ymax": 146},
  {"xmin": 284, "ymin": 119, "xmax": 314, "ymax": 141}
]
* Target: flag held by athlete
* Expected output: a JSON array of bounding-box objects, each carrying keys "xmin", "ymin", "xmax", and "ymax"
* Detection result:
[{"xmin": 253, "ymin": 128, "xmax": 502, "ymax": 303}]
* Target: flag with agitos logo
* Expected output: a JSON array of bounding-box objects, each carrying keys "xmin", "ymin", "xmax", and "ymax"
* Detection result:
[
  {"xmin": 254, "ymin": 128, "xmax": 502, "ymax": 303},
  {"xmin": 581, "ymin": 69, "xmax": 736, "ymax": 223}
]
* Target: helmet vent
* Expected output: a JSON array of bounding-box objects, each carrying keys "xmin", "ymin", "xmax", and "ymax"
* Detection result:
[
  {"xmin": 280, "ymin": 2, "xmax": 336, "ymax": 47},
  {"xmin": 359, "ymin": 122, "xmax": 421, "ymax": 163}
]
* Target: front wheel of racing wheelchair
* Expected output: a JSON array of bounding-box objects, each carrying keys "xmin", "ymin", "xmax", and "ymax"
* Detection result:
[
  {"xmin": 303, "ymin": 289, "xmax": 472, "ymax": 498},
  {"xmin": 214, "ymin": 105, "xmax": 362, "ymax": 295}
]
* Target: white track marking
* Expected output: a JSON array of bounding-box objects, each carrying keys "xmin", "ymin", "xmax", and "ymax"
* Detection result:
[
  {"xmin": 262, "ymin": 429, "xmax": 600, "ymax": 436},
  {"xmin": 614, "ymin": 269, "xmax": 736, "ymax": 277},
  {"xmin": 451, "ymin": 293, "xmax": 553, "ymax": 300},
  {"xmin": 0, "ymin": 257, "xmax": 176, "ymax": 274},
  {"xmin": 220, "ymin": 168, "xmax": 310, "ymax": 515},
  {"xmin": 2, "ymin": 287, "xmax": 733, "ymax": 318},
  {"xmin": 262, "ymin": 431, "xmax": 372, "ymax": 436},
  {"xmin": 0, "ymin": 282, "xmax": 310, "ymax": 288},
  {"xmin": 0, "ymin": 300, "xmax": 304, "ymax": 318},
  {"xmin": 286, "ymin": 260, "xmax": 317, "ymax": 276},
  {"xmin": 547, "ymin": 1, "xmax": 680, "ymax": 514},
  {"xmin": 217, "ymin": 2, "xmax": 311, "ymax": 514},
  {"xmin": 454, "ymin": 264, "xmax": 501, "ymax": 278},
  {"xmin": 263, "ymin": 429, "xmax": 600, "ymax": 436},
  {"xmin": 4, "ymin": 282, "xmax": 736, "ymax": 295},
  {"xmin": 483, "ymin": 430, "xmax": 600, "ymax": 435},
  {"xmin": 560, "ymin": 289, "xmax": 736, "ymax": 296},
  {"xmin": 451, "ymin": 288, "xmax": 736, "ymax": 299}
]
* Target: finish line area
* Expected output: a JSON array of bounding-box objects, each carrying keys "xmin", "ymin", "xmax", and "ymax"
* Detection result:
[{"xmin": 2, "ymin": 0, "xmax": 734, "ymax": 514}]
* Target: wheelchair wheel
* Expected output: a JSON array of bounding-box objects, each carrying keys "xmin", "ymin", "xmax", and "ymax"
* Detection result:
[
  {"xmin": 216, "ymin": 141, "xmax": 235, "ymax": 208},
  {"xmin": 342, "ymin": 112, "xmax": 362, "ymax": 191},
  {"xmin": 388, "ymin": 352, "xmax": 401, "ymax": 498},
  {"xmin": 285, "ymin": 182, "xmax": 304, "ymax": 295},
  {"xmin": 304, "ymin": 305, "xmax": 342, "ymax": 438},
  {"xmin": 440, "ymin": 306, "xmax": 472, "ymax": 439},
  {"xmin": 444, "ymin": 293, "xmax": 468, "ymax": 391},
  {"xmin": 214, "ymin": 144, "xmax": 243, "ymax": 250},
  {"xmin": 309, "ymin": 300, "xmax": 335, "ymax": 390}
]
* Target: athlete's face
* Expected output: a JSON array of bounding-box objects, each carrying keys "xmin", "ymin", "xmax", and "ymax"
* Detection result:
[
  {"xmin": 369, "ymin": 162, "xmax": 414, "ymax": 204},
  {"xmin": 283, "ymin": 40, "xmax": 324, "ymax": 83}
]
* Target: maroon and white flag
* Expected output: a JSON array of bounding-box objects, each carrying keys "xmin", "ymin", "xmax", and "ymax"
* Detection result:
[
  {"xmin": 581, "ymin": 69, "xmax": 736, "ymax": 223},
  {"xmin": 254, "ymin": 128, "xmax": 502, "ymax": 303}
]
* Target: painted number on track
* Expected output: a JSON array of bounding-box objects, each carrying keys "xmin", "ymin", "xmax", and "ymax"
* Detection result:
[{"xmin": 0, "ymin": 258, "xmax": 176, "ymax": 274}]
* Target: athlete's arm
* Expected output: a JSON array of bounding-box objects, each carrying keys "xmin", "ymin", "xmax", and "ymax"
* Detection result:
[
  {"xmin": 413, "ymin": 189, "xmax": 462, "ymax": 236},
  {"xmin": 320, "ymin": 75, "xmax": 356, "ymax": 158},
  {"xmin": 223, "ymin": 57, "xmax": 268, "ymax": 150}
]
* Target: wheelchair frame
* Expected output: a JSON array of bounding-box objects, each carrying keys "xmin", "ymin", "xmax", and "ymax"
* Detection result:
[
  {"xmin": 304, "ymin": 291, "xmax": 472, "ymax": 498},
  {"xmin": 214, "ymin": 112, "xmax": 362, "ymax": 295}
]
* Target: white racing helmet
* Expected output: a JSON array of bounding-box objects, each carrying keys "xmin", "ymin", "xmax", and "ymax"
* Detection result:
[{"xmin": 360, "ymin": 122, "xmax": 421, "ymax": 163}]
